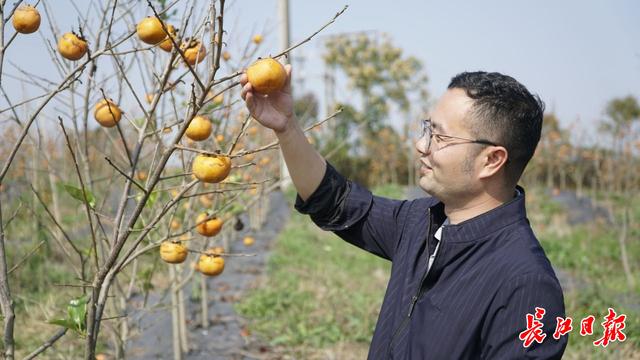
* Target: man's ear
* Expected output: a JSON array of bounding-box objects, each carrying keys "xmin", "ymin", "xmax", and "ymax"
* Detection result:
[{"xmin": 478, "ymin": 146, "xmax": 508, "ymax": 179}]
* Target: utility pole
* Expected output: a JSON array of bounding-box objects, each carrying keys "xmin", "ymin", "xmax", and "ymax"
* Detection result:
[{"xmin": 278, "ymin": 0, "xmax": 292, "ymax": 188}]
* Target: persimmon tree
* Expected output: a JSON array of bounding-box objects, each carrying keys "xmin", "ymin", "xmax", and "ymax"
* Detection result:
[{"xmin": 0, "ymin": 1, "xmax": 347, "ymax": 359}]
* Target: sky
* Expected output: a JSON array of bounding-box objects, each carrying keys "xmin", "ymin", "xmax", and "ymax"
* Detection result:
[
  {"xmin": 2, "ymin": 0, "xmax": 639, "ymax": 144},
  {"xmin": 235, "ymin": 0, "xmax": 640, "ymax": 142}
]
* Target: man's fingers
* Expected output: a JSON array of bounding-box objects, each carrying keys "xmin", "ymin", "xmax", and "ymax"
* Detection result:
[
  {"xmin": 284, "ymin": 64, "xmax": 292, "ymax": 88},
  {"xmin": 240, "ymin": 82, "xmax": 252, "ymax": 101},
  {"xmin": 239, "ymin": 73, "xmax": 248, "ymax": 86},
  {"xmin": 245, "ymin": 91, "xmax": 255, "ymax": 112},
  {"xmin": 279, "ymin": 64, "xmax": 293, "ymax": 94}
]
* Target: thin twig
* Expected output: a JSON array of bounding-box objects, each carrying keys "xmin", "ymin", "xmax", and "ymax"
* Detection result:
[
  {"xmin": 58, "ymin": 117, "xmax": 100, "ymax": 273},
  {"xmin": 187, "ymin": 249, "xmax": 256, "ymax": 257},
  {"xmin": 23, "ymin": 328, "xmax": 68, "ymax": 360},
  {"xmin": 7, "ymin": 241, "xmax": 45, "ymax": 275},
  {"xmin": 230, "ymin": 109, "xmax": 343, "ymax": 158},
  {"xmin": 174, "ymin": 144, "xmax": 220, "ymax": 156},
  {"xmin": 2, "ymin": 203, "xmax": 22, "ymax": 229},
  {"xmin": 210, "ymin": 5, "xmax": 348, "ymax": 86},
  {"xmin": 104, "ymin": 157, "xmax": 146, "ymax": 192},
  {"xmin": 274, "ymin": 5, "xmax": 349, "ymax": 60},
  {"xmin": 29, "ymin": 184, "xmax": 85, "ymax": 279}
]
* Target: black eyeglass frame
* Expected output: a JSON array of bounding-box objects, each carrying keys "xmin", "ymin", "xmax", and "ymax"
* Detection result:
[{"xmin": 420, "ymin": 119, "xmax": 500, "ymax": 151}]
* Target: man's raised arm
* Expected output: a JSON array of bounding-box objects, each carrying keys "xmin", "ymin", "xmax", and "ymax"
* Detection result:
[{"xmin": 240, "ymin": 64, "xmax": 326, "ymax": 201}]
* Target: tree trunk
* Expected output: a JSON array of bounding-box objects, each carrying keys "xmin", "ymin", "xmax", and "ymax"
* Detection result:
[
  {"xmin": 178, "ymin": 287, "xmax": 189, "ymax": 353},
  {"xmin": 169, "ymin": 266, "xmax": 182, "ymax": 360},
  {"xmin": 617, "ymin": 207, "xmax": 635, "ymax": 289},
  {"xmin": 200, "ymin": 275, "xmax": 209, "ymax": 329},
  {"xmin": 0, "ymin": 203, "xmax": 15, "ymax": 360}
]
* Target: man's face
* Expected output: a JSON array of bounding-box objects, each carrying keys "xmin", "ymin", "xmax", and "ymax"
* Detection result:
[{"xmin": 415, "ymin": 88, "xmax": 484, "ymax": 202}]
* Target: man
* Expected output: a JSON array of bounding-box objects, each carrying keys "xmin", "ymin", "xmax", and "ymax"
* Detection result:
[{"xmin": 240, "ymin": 67, "xmax": 567, "ymax": 359}]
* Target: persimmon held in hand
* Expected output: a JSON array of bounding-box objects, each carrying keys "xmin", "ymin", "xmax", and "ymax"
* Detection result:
[{"xmin": 246, "ymin": 58, "xmax": 286, "ymax": 95}]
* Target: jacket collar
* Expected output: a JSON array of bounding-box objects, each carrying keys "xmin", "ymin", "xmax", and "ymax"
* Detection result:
[{"xmin": 430, "ymin": 185, "xmax": 528, "ymax": 244}]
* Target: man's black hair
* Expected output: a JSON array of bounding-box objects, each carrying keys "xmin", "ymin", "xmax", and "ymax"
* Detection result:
[{"xmin": 448, "ymin": 71, "xmax": 545, "ymax": 185}]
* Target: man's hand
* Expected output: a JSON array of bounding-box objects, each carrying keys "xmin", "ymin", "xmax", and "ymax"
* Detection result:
[
  {"xmin": 238, "ymin": 63, "xmax": 326, "ymax": 200},
  {"xmin": 240, "ymin": 64, "xmax": 294, "ymax": 133}
]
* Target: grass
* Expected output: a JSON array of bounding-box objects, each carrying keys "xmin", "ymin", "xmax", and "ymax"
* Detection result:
[{"xmin": 235, "ymin": 184, "xmax": 403, "ymax": 357}]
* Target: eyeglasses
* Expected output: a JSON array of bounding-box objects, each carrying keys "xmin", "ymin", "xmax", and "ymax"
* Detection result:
[{"xmin": 420, "ymin": 119, "xmax": 499, "ymax": 151}]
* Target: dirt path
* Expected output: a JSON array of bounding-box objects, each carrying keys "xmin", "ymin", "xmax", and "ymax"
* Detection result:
[{"xmin": 126, "ymin": 190, "xmax": 290, "ymax": 359}]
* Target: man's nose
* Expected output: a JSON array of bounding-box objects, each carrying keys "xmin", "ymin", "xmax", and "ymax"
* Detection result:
[{"xmin": 415, "ymin": 135, "xmax": 430, "ymax": 155}]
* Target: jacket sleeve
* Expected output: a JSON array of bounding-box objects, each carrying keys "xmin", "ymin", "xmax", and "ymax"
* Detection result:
[
  {"xmin": 481, "ymin": 273, "xmax": 568, "ymax": 359},
  {"xmin": 294, "ymin": 162, "xmax": 409, "ymax": 261}
]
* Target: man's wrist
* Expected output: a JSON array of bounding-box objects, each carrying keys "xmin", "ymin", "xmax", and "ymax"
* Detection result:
[{"xmin": 274, "ymin": 116, "xmax": 301, "ymax": 141}]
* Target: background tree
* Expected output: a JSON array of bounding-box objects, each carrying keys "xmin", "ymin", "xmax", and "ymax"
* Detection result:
[{"xmin": 321, "ymin": 32, "xmax": 429, "ymax": 185}]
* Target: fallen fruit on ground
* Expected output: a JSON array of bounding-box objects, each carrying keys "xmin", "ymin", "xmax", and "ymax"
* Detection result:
[
  {"xmin": 192, "ymin": 154, "xmax": 232, "ymax": 183},
  {"xmin": 160, "ymin": 241, "xmax": 188, "ymax": 264},
  {"xmin": 185, "ymin": 115, "xmax": 212, "ymax": 141},
  {"xmin": 182, "ymin": 39, "xmax": 206, "ymax": 65},
  {"xmin": 198, "ymin": 252, "xmax": 225, "ymax": 276},
  {"xmin": 196, "ymin": 213, "xmax": 223, "ymax": 237},
  {"xmin": 136, "ymin": 16, "xmax": 166, "ymax": 44},
  {"xmin": 158, "ymin": 24, "xmax": 177, "ymax": 52},
  {"xmin": 246, "ymin": 58, "xmax": 287, "ymax": 94},
  {"xmin": 58, "ymin": 32, "xmax": 88, "ymax": 60},
  {"xmin": 243, "ymin": 236, "xmax": 255, "ymax": 246},
  {"xmin": 94, "ymin": 99, "xmax": 122, "ymax": 127},
  {"xmin": 12, "ymin": 5, "xmax": 41, "ymax": 34}
]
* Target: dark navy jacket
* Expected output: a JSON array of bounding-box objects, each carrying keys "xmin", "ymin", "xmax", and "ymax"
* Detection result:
[{"xmin": 295, "ymin": 163, "xmax": 568, "ymax": 359}]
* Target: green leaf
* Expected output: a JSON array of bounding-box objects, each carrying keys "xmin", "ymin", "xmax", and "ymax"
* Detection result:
[
  {"xmin": 67, "ymin": 296, "xmax": 89, "ymax": 332},
  {"xmin": 61, "ymin": 183, "xmax": 96, "ymax": 209}
]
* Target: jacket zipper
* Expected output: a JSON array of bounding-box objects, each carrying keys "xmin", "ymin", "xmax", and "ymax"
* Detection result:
[{"xmin": 387, "ymin": 208, "xmax": 434, "ymax": 357}]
